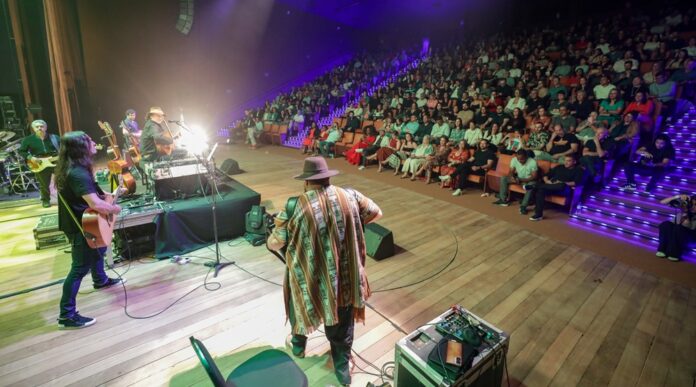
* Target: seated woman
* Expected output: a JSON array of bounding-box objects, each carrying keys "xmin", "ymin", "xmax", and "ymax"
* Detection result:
[
  {"xmin": 599, "ymin": 89, "xmax": 625, "ymax": 120},
  {"xmin": 500, "ymin": 128, "xmax": 526, "ymax": 155},
  {"xmin": 575, "ymin": 111, "xmax": 600, "ymax": 142},
  {"xmin": 401, "ymin": 135, "xmax": 435, "ymax": 180},
  {"xmin": 372, "ymin": 130, "xmax": 401, "ymax": 172},
  {"xmin": 449, "ymin": 118, "xmax": 466, "ymax": 145},
  {"xmin": 482, "ymin": 123, "xmax": 503, "ymax": 151},
  {"xmin": 623, "ymin": 91, "xmax": 654, "ymax": 135},
  {"xmin": 657, "ymin": 194, "xmax": 696, "ymax": 262},
  {"xmin": 439, "ymin": 140, "xmax": 470, "ymax": 188},
  {"xmin": 313, "ymin": 125, "xmax": 329, "ymax": 155},
  {"xmin": 344, "ymin": 126, "xmax": 376, "ymax": 165},
  {"xmin": 301, "ymin": 122, "xmax": 320, "ymax": 154},
  {"xmin": 385, "ymin": 132, "xmax": 417, "ymax": 175},
  {"xmin": 418, "ymin": 136, "xmax": 451, "ymax": 184},
  {"xmin": 507, "ymin": 108, "xmax": 526, "ymax": 133}
]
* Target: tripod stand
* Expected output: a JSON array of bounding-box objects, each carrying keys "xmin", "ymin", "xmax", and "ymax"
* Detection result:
[{"xmin": 202, "ymin": 151, "xmax": 234, "ymax": 277}]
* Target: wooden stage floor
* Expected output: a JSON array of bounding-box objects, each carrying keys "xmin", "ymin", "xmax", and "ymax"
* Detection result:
[{"xmin": 0, "ymin": 145, "xmax": 695, "ymax": 386}]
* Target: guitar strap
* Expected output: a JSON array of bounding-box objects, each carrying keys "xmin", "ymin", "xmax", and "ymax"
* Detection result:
[{"xmin": 57, "ymin": 192, "xmax": 86, "ymax": 237}]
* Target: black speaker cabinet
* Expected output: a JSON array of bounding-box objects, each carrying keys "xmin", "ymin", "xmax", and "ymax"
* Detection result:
[{"xmin": 364, "ymin": 223, "xmax": 394, "ymax": 260}]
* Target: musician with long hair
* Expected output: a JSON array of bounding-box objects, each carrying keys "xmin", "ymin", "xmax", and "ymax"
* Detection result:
[{"xmin": 55, "ymin": 131, "xmax": 122, "ymax": 329}]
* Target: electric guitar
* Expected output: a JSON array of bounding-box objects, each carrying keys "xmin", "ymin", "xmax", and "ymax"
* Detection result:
[
  {"xmin": 27, "ymin": 156, "xmax": 58, "ymax": 173},
  {"xmin": 27, "ymin": 144, "xmax": 104, "ymax": 173},
  {"xmin": 82, "ymin": 178, "xmax": 124, "ymax": 249}
]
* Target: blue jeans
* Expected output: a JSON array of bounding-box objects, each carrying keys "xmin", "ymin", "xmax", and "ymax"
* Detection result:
[{"xmin": 59, "ymin": 233, "xmax": 109, "ymax": 318}]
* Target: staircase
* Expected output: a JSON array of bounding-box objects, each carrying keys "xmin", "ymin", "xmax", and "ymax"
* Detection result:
[{"xmin": 570, "ymin": 106, "xmax": 696, "ymax": 263}]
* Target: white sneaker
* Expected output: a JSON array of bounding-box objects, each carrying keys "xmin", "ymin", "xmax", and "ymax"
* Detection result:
[
  {"xmin": 656, "ymin": 251, "xmax": 666, "ymax": 258},
  {"xmin": 439, "ymin": 175, "xmax": 451, "ymax": 181},
  {"xmin": 358, "ymin": 166, "xmax": 365, "ymax": 170},
  {"xmin": 452, "ymin": 189, "xmax": 462, "ymax": 196}
]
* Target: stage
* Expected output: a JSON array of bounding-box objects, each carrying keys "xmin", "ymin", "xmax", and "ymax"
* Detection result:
[{"xmin": 0, "ymin": 145, "xmax": 695, "ymax": 387}]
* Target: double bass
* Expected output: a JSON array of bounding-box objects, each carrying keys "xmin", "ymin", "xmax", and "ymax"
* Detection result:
[{"xmin": 97, "ymin": 121, "xmax": 136, "ymax": 194}]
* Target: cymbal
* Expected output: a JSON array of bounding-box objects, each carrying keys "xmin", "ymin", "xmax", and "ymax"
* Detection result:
[
  {"xmin": 0, "ymin": 131, "xmax": 16, "ymax": 142},
  {"xmin": 3, "ymin": 139, "xmax": 21, "ymax": 152}
]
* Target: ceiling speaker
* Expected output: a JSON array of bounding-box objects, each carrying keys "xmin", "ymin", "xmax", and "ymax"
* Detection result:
[{"xmin": 176, "ymin": 0, "xmax": 194, "ymax": 35}]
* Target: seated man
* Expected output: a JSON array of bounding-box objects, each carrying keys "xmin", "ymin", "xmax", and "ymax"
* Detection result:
[
  {"xmin": 343, "ymin": 111, "xmax": 360, "ymax": 133},
  {"xmin": 535, "ymin": 124, "xmax": 580, "ymax": 163},
  {"xmin": 319, "ymin": 124, "xmax": 342, "ymax": 157},
  {"xmin": 550, "ymin": 105, "xmax": 576, "ymax": 134},
  {"xmin": 623, "ymin": 134, "xmax": 674, "ymax": 192},
  {"xmin": 529, "ymin": 154, "xmax": 584, "ymax": 221},
  {"xmin": 429, "ymin": 116, "xmax": 451, "ymax": 143},
  {"xmin": 579, "ymin": 125, "xmax": 612, "ymax": 179},
  {"xmin": 440, "ymin": 139, "xmax": 496, "ymax": 196},
  {"xmin": 493, "ymin": 149, "xmax": 539, "ymax": 215}
]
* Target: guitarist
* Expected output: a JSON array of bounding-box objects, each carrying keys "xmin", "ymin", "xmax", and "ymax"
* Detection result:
[
  {"xmin": 140, "ymin": 106, "xmax": 175, "ymax": 162},
  {"xmin": 119, "ymin": 108, "xmax": 145, "ymax": 181},
  {"xmin": 119, "ymin": 108, "xmax": 141, "ymax": 150},
  {"xmin": 55, "ymin": 131, "xmax": 123, "ymax": 329},
  {"xmin": 18, "ymin": 120, "xmax": 59, "ymax": 207}
]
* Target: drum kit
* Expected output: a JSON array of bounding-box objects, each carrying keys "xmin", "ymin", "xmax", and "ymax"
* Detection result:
[{"xmin": 0, "ymin": 130, "xmax": 39, "ymax": 194}]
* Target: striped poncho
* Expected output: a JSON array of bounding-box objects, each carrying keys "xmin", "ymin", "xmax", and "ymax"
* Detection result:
[{"xmin": 272, "ymin": 185, "xmax": 381, "ymax": 335}]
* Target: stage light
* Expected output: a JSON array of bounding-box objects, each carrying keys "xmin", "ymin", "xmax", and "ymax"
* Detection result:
[{"xmin": 181, "ymin": 124, "xmax": 209, "ymax": 155}]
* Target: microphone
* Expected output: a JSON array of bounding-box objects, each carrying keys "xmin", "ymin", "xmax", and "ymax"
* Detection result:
[{"xmin": 167, "ymin": 120, "xmax": 181, "ymax": 123}]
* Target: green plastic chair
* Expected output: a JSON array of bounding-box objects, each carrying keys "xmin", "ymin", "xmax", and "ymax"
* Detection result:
[{"xmin": 189, "ymin": 336, "xmax": 308, "ymax": 387}]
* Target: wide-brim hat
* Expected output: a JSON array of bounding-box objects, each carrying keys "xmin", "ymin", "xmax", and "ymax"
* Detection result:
[
  {"xmin": 293, "ymin": 156, "xmax": 339, "ymax": 181},
  {"xmin": 148, "ymin": 107, "xmax": 166, "ymax": 117}
]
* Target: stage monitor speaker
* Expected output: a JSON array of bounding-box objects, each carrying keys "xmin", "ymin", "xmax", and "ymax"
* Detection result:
[
  {"xmin": 365, "ymin": 223, "xmax": 394, "ymax": 260},
  {"xmin": 220, "ymin": 158, "xmax": 242, "ymax": 175}
]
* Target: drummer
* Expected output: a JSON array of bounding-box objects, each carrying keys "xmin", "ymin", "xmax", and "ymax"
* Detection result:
[{"xmin": 18, "ymin": 120, "xmax": 59, "ymax": 207}]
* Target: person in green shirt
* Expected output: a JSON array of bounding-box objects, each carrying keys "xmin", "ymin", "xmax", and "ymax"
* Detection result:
[
  {"xmin": 18, "ymin": 120, "xmax": 60, "ymax": 207},
  {"xmin": 493, "ymin": 149, "xmax": 539, "ymax": 214}
]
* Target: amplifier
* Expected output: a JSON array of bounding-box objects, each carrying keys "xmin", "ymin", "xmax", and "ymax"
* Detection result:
[
  {"xmin": 33, "ymin": 213, "xmax": 67, "ymax": 250},
  {"xmin": 394, "ymin": 305, "xmax": 509, "ymax": 387},
  {"xmin": 115, "ymin": 202, "xmax": 164, "ymax": 230}
]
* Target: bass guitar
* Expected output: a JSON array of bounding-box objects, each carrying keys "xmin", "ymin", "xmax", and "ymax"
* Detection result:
[{"xmin": 82, "ymin": 179, "xmax": 124, "ymax": 249}]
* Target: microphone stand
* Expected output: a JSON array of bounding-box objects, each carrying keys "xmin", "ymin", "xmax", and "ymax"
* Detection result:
[{"xmin": 170, "ymin": 121, "xmax": 232, "ymax": 277}]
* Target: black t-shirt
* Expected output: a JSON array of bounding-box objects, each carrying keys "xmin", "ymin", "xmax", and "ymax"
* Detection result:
[
  {"xmin": 473, "ymin": 112, "xmax": 489, "ymax": 126},
  {"xmin": 58, "ymin": 165, "xmax": 104, "ymax": 236},
  {"xmin": 569, "ymin": 99, "xmax": 593, "ymax": 120},
  {"xmin": 642, "ymin": 144, "xmax": 675, "ymax": 165},
  {"xmin": 549, "ymin": 165, "xmax": 584, "ymax": 185},
  {"xmin": 549, "ymin": 133, "xmax": 579, "ymax": 155},
  {"xmin": 490, "ymin": 112, "xmax": 510, "ymax": 126},
  {"xmin": 585, "ymin": 137, "xmax": 613, "ymax": 157},
  {"xmin": 473, "ymin": 148, "xmax": 497, "ymax": 167}
]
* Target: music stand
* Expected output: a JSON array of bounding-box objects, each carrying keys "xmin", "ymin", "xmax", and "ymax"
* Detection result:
[{"xmin": 202, "ymin": 142, "xmax": 234, "ymax": 277}]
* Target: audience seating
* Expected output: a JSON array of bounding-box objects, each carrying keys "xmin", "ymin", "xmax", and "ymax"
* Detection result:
[{"xmin": 485, "ymin": 154, "xmax": 583, "ymax": 213}]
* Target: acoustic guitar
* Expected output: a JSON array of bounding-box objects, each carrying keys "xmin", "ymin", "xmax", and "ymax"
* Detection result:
[
  {"xmin": 82, "ymin": 179, "xmax": 124, "ymax": 249},
  {"xmin": 97, "ymin": 121, "xmax": 136, "ymax": 194}
]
